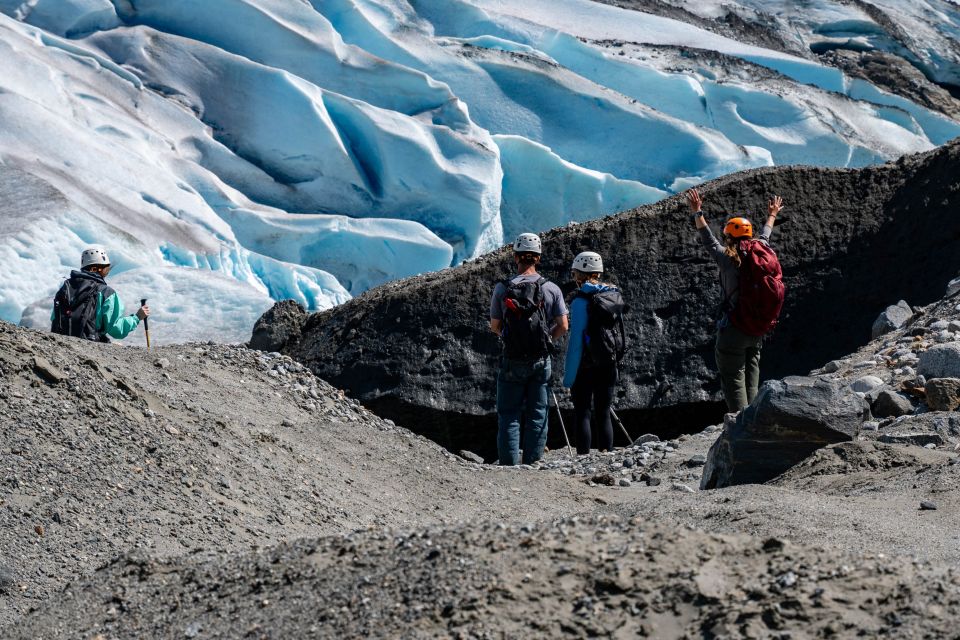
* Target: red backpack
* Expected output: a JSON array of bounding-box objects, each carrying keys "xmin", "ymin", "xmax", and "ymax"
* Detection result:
[{"xmin": 730, "ymin": 239, "xmax": 784, "ymax": 336}]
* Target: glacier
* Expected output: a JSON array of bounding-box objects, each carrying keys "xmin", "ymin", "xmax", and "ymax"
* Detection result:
[{"xmin": 0, "ymin": 0, "xmax": 959, "ymax": 343}]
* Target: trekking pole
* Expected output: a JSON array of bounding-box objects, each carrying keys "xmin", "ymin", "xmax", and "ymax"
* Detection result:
[
  {"xmin": 550, "ymin": 389, "xmax": 574, "ymax": 456},
  {"xmin": 609, "ymin": 408, "xmax": 632, "ymax": 445},
  {"xmin": 141, "ymin": 298, "xmax": 151, "ymax": 350}
]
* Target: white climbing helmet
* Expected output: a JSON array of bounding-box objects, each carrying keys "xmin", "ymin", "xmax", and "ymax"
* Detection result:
[
  {"xmin": 513, "ymin": 232, "xmax": 542, "ymax": 255},
  {"xmin": 571, "ymin": 251, "xmax": 603, "ymax": 273},
  {"xmin": 80, "ymin": 247, "xmax": 110, "ymax": 268}
]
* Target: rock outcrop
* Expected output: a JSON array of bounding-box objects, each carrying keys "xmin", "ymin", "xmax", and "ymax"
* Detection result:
[
  {"xmin": 700, "ymin": 377, "xmax": 866, "ymax": 489},
  {"xmin": 255, "ymin": 141, "xmax": 960, "ymax": 455},
  {"xmin": 248, "ymin": 300, "xmax": 307, "ymax": 353}
]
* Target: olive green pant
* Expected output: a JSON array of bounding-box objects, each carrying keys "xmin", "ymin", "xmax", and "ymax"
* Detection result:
[{"xmin": 715, "ymin": 324, "xmax": 763, "ymax": 412}]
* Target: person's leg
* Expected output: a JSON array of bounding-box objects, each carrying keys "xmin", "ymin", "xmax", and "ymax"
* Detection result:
[
  {"xmin": 715, "ymin": 327, "xmax": 748, "ymax": 412},
  {"xmin": 496, "ymin": 359, "xmax": 526, "ymax": 465},
  {"xmin": 744, "ymin": 336, "xmax": 763, "ymax": 405},
  {"xmin": 521, "ymin": 357, "xmax": 551, "ymax": 464},
  {"xmin": 571, "ymin": 373, "xmax": 592, "ymax": 455},
  {"xmin": 593, "ymin": 367, "xmax": 616, "ymax": 451}
]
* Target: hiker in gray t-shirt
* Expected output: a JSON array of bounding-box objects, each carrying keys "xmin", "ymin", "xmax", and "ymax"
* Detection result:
[{"xmin": 489, "ymin": 233, "xmax": 568, "ymax": 465}]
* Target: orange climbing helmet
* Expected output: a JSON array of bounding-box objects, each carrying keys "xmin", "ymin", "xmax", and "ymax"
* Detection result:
[{"xmin": 723, "ymin": 217, "xmax": 753, "ymax": 239}]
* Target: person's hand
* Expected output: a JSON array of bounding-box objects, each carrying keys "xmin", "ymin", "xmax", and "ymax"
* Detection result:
[
  {"xmin": 768, "ymin": 195, "xmax": 784, "ymax": 217},
  {"xmin": 686, "ymin": 188, "xmax": 703, "ymax": 213},
  {"xmin": 136, "ymin": 305, "xmax": 151, "ymax": 320}
]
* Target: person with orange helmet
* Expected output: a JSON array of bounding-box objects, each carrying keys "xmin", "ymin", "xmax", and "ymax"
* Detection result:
[{"xmin": 687, "ymin": 189, "xmax": 784, "ymax": 412}]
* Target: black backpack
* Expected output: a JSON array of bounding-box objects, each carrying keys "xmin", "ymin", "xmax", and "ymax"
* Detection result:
[
  {"xmin": 500, "ymin": 277, "xmax": 552, "ymax": 360},
  {"xmin": 577, "ymin": 288, "xmax": 627, "ymax": 367},
  {"xmin": 51, "ymin": 272, "xmax": 112, "ymax": 342}
]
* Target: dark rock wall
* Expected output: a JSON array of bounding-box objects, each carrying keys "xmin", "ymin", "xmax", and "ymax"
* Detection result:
[{"xmin": 269, "ymin": 142, "xmax": 960, "ymax": 455}]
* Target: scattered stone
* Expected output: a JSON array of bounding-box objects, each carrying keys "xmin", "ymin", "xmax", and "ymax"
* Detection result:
[
  {"xmin": 947, "ymin": 276, "xmax": 960, "ymax": 298},
  {"xmin": 918, "ymin": 344, "xmax": 960, "ymax": 380},
  {"xmin": 777, "ymin": 571, "xmax": 798, "ymax": 588},
  {"xmin": 32, "ymin": 356, "xmax": 67, "ymax": 384},
  {"xmin": 925, "ymin": 378, "xmax": 960, "ymax": 411},
  {"xmin": 0, "ymin": 565, "xmax": 14, "ymax": 594},
  {"xmin": 822, "ymin": 360, "xmax": 843, "ymax": 373},
  {"xmin": 671, "ymin": 483, "xmax": 695, "ymax": 493},
  {"xmin": 871, "ymin": 300, "xmax": 912, "ymax": 339},
  {"xmin": 638, "ymin": 473, "xmax": 661, "ymax": 487},
  {"xmin": 34, "ymin": 524, "xmax": 44, "ymax": 537},
  {"xmin": 878, "ymin": 433, "xmax": 945, "ymax": 447},
  {"xmin": 589, "ymin": 473, "xmax": 617, "ymax": 486},
  {"xmin": 154, "ymin": 358, "xmax": 171, "ymax": 369},
  {"xmin": 618, "ymin": 478, "xmax": 631, "ymax": 487},
  {"xmin": 920, "ymin": 500, "xmax": 938, "ymax": 511},
  {"xmin": 686, "ymin": 455, "xmax": 707, "ymax": 467},
  {"xmin": 458, "ymin": 450, "xmax": 485, "ymax": 464},
  {"xmin": 851, "ymin": 375, "xmax": 884, "ymax": 394},
  {"xmin": 871, "ymin": 389, "xmax": 914, "ymax": 418},
  {"xmin": 633, "ymin": 434, "xmax": 660, "ymax": 446},
  {"xmin": 702, "ymin": 377, "xmax": 866, "ymax": 489}
]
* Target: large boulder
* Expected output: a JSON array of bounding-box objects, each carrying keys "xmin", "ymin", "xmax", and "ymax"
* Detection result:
[
  {"xmin": 871, "ymin": 300, "xmax": 913, "ymax": 339},
  {"xmin": 925, "ymin": 377, "xmax": 960, "ymax": 411},
  {"xmin": 871, "ymin": 388, "xmax": 914, "ymax": 418},
  {"xmin": 249, "ymin": 300, "xmax": 307, "ymax": 353},
  {"xmin": 701, "ymin": 377, "xmax": 867, "ymax": 489},
  {"xmin": 918, "ymin": 344, "xmax": 960, "ymax": 380}
]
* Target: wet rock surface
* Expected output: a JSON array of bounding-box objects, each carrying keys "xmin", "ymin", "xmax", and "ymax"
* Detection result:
[{"xmin": 257, "ymin": 141, "xmax": 960, "ymax": 455}]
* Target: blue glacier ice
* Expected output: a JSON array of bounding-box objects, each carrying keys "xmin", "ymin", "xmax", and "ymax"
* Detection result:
[{"xmin": 0, "ymin": 0, "xmax": 958, "ymax": 342}]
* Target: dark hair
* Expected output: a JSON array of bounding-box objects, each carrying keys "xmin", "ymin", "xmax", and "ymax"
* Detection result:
[{"xmin": 515, "ymin": 252, "xmax": 540, "ymax": 266}]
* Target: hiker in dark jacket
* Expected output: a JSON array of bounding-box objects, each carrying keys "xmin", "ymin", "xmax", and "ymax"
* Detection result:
[
  {"xmin": 563, "ymin": 251, "xmax": 622, "ymax": 455},
  {"xmin": 687, "ymin": 189, "xmax": 783, "ymax": 411},
  {"xmin": 51, "ymin": 247, "xmax": 150, "ymax": 342},
  {"xmin": 489, "ymin": 233, "xmax": 569, "ymax": 465}
]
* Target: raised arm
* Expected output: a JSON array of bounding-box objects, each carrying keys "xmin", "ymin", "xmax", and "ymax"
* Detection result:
[
  {"xmin": 759, "ymin": 195, "xmax": 784, "ymax": 241},
  {"xmin": 687, "ymin": 188, "xmax": 724, "ymax": 261}
]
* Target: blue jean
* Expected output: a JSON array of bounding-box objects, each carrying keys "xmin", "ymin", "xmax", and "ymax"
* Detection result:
[{"xmin": 496, "ymin": 356, "xmax": 551, "ymax": 465}]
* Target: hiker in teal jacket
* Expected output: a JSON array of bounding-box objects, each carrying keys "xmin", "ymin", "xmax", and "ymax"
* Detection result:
[{"xmin": 51, "ymin": 247, "xmax": 149, "ymax": 342}]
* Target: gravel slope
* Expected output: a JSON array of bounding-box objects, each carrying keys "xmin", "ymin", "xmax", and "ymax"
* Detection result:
[
  {"xmin": 4, "ymin": 277, "xmax": 960, "ymax": 636},
  {"xmin": 0, "ymin": 322, "xmax": 628, "ymax": 627}
]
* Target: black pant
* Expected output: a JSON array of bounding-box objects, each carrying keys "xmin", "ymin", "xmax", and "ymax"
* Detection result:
[{"xmin": 571, "ymin": 365, "xmax": 618, "ymax": 455}]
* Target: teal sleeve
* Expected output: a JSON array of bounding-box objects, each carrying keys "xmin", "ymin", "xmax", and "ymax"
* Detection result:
[
  {"xmin": 100, "ymin": 292, "xmax": 141, "ymax": 340},
  {"xmin": 563, "ymin": 296, "xmax": 588, "ymax": 388}
]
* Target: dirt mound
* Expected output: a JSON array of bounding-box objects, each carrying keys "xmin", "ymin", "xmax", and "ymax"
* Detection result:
[
  {"xmin": 258, "ymin": 140, "xmax": 960, "ymax": 456},
  {"xmin": 11, "ymin": 515, "xmax": 960, "ymax": 639},
  {"xmin": 0, "ymin": 322, "xmax": 621, "ymax": 626}
]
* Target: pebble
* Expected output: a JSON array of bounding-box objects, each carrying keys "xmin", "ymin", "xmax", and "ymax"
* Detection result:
[
  {"xmin": 618, "ymin": 478, "xmax": 631, "ymax": 487},
  {"xmin": 777, "ymin": 571, "xmax": 798, "ymax": 588},
  {"xmin": 671, "ymin": 483, "xmax": 695, "ymax": 493},
  {"xmin": 920, "ymin": 501, "xmax": 938, "ymax": 511},
  {"xmin": 823, "ymin": 360, "xmax": 843, "ymax": 373}
]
